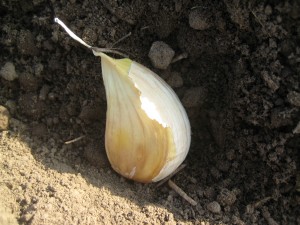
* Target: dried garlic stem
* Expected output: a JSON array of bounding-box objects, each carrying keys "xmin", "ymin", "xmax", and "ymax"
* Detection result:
[
  {"xmin": 54, "ymin": 18, "xmax": 127, "ymax": 57},
  {"xmin": 171, "ymin": 52, "xmax": 188, "ymax": 64},
  {"xmin": 64, "ymin": 135, "xmax": 85, "ymax": 144},
  {"xmin": 111, "ymin": 32, "xmax": 132, "ymax": 47},
  {"xmin": 168, "ymin": 179, "xmax": 197, "ymax": 206},
  {"xmin": 54, "ymin": 18, "xmax": 91, "ymax": 48}
]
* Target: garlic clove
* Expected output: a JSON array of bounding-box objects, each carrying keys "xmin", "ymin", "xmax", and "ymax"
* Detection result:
[
  {"xmin": 54, "ymin": 18, "xmax": 191, "ymax": 183},
  {"xmin": 100, "ymin": 53, "xmax": 191, "ymax": 183}
]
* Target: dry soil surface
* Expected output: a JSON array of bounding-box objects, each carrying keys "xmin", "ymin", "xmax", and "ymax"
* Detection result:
[{"xmin": 0, "ymin": 0, "xmax": 300, "ymax": 224}]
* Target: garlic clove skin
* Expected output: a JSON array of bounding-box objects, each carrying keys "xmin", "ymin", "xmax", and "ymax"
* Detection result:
[{"xmin": 100, "ymin": 53, "xmax": 191, "ymax": 183}]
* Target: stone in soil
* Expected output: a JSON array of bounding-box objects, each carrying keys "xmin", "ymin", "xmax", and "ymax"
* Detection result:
[
  {"xmin": 148, "ymin": 41, "xmax": 175, "ymax": 70},
  {"xmin": 189, "ymin": 9, "xmax": 213, "ymax": 30},
  {"xmin": 207, "ymin": 201, "xmax": 221, "ymax": 214},
  {"xmin": 0, "ymin": 62, "xmax": 18, "ymax": 81},
  {"xmin": 182, "ymin": 87, "xmax": 207, "ymax": 108}
]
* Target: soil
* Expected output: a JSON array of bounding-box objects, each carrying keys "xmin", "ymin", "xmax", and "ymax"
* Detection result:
[{"xmin": 0, "ymin": 0, "xmax": 299, "ymax": 224}]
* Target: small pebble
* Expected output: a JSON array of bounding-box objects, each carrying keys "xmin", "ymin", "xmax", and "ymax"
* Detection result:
[
  {"xmin": 148, "ymin": 41, "xmax": 175, "ymax": 70},
  {"xmin": 264, "ymin": 5, "xmax": 273, "ymax": 16},
  {"xmin": 39, "ymin": 85, "xmax": 50, "ymax": 101},
  {"xmin": 0, "ymin": 62, "xmax": 18, "ymax": 81},
  {"xmin": 34, "ymin": 63, "xmax": 44, "ymax": 77},
  {"xmin": 207, "ymin": 201, "xmax": 221, "ymax": 214},
  {"xmin": 261, "ymin": 71, "xmax": 279, "ymax": 92},
  {"xmin": 293, "ymin": 121, "xmax": 300, "ymax": 134},
  {"xmin": 48, "ymin": 92, "xmax": 57, "ymax": 101},
  {"xmin": 167, "ymin": 72, "xmax": 183, "ymax": 88},
  {"xmin": 204, "ymin": 187, "xmax": 216, "ymax": 199},
  {"xmin": 82, "ymin": 27, "xmax": 97, "ymax": 45},
  {"xmin": 0, "ymin": 105, "xmax": 10, "ymax": 130},
  {"xmin": 79, "ymin": 104, "xmax": 103, "ymax": 123},
  {"xmin": 287, "ymin": 91, "xmax": 300, "ymax": 107},
  {"xmin": 189, "ymin": 9, "xmax": 212, "ymax": 30},
  {"xmin": 111, "ymin": 16, "xmax": 119, "ymax": 23},
  {"xmin": 217, "ymin": 188, "xmax": 236, "ymax": 206},
  {"xmin": 182, "ymin": 87, "xmax": 207, "ymax": 107},
  {"xmin": 276, "ymin": 16, "xmax": 282, "ymax": 23}
]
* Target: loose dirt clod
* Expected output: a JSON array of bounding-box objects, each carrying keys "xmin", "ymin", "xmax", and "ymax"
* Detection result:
[
  {"xmin": 189, "ymin": 9, "xmax": 212, "ymax": 30},
  {"xmin": 148, "ymin": 41, "xmax": 175, "ymax": 70},
  {"xmin": 182, "ymin": 87, "xmax": 207, "ymax": 108},
  {"xmin": 293, "ymin": 121, "xmax": 300, "ymax": 134},
  {"xmin": 217, "ymin": 188, "xmax": 236, "ymax": 206},
  {"xmin": 167, "ymin": 72, "xmax": 183, "ymax": 88},
  {"xmin": 207, "ymin": 201, "xmax": 221, "ymax": 214},
  {"xmin": 261, "ymin": 71, "xmax": 280, "ymax": 92},
  {"xmin": 287, "ymin": 91, "xmax": 300, "ymax": 107},
  {"xmin": 0, "ymin": 62, "xmax": 18, "ymax": 81}
]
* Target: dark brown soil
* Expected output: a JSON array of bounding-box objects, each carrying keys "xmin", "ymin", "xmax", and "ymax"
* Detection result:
[{"xmin": 0, "ymin": 0, "xmax": 299, "ymax": 224}]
